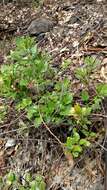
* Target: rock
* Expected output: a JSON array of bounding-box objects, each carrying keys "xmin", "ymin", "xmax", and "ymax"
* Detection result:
[
  {"xmin": 5, "ymin": 138, "xmax": 16, "ymax": 149},
  {"xmin": 27, "ymin": 18, "xmax": 54, "ymax": 36},
  {"xmin": 69, "ymin": 15, "xmax": 81, "ymax": 24}
]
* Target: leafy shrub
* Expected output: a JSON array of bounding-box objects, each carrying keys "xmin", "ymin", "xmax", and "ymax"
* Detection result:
[
  {"xmin": 0, "ymin": 37, "xmax": 107, "ymax": 158},
  {"xmin": 75, "ymin": 56, "xmax": 101, "ymax": 84},
  {"xmin": 0, "ymin": 37, "xmax": 73, "ymax": 128},
  {"xmin": 0, "ymin": 172, "xmax": 46, "ymax": 190},
  {"xmin": 64, "ymin": 56, "xmax": 107, "ymax": 157},
  {"xmin": 65, "ymin": 128, "xmax": 90, "ymax": 158}
]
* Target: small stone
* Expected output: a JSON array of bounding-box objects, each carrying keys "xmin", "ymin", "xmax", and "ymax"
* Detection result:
[
  {"xmin": 69, "ymin": 15, "xmax": 80, "ymax": 24},
  {"xmin": 5, "ymin": 138, "xmax": 16, "ymax": 149},
  {"xmin": 72, "ymin": 40, "xmax": 79, "ymax": 47},
  {"xmin": 27, "ymin": 18, "xmax": 54, "ymax": 36}
]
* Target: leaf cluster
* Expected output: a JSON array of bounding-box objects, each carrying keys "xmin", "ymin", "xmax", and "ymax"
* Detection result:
[{"xmin": 0, "ymin": 172, "xmax": 46, "ymax": 190}]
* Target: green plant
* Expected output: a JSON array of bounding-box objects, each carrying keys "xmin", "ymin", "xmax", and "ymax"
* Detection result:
[
  {"xmin": 81, "ymin": 90, "xmax": 89, "ymax": 103},
  {"xmin": 96, "ymin": 83, "xmax": 107, "ymax": 97},
  {"xmin": 1, "ymin": 36, "xmax": 107, "ymax": 158},
  {"xmin": 32, "ymin": 0, "xmax": 43, "ymax": 7},
  {"xmin": 90, "ymin": 83, "xmax": 107, "ymax": 112},
  {"xmin": 68, "ymin": 103, "xmax": 92, "ymax": 127},
  {"xmin": 0, "ymin": 172, "xmax": 46, "ymax": 190},
  {"xmin": 60, "ymin": 59, "xmax": 71, "ymax": 70},
  {"xmin": 65, "ymin": 128, "xmax": 90, "ymax": 158},
  {"xmin": 75, "ymin": 56, "xmax": 101, "ymax": 84},
  {"xmin": 0, "ymin": 37, "xmax": 73, "ymax": 128}
]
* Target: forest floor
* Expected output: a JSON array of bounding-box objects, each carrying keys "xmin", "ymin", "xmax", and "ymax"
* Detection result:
[{"xmin": 0, "ymin": 0, "xmax": 107, "ymax": 189}]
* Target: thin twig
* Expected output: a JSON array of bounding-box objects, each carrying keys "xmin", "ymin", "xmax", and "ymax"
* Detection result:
[
  {"xmin": 95, "ymin": 141, "xmax": 107, "ymax": 151},
  {"xmin": 36, "ymin": 81, "xmax": 64, "ymax": 149},
  {"xmin": 39, "ymin": 112, "xmax": 63, "ymax": 147},
  {"xmin": 92, "ymin": 113, "xmax": 107, "ymax": 118}
]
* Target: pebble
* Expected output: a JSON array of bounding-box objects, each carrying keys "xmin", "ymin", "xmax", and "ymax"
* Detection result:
[{"xmin": 5, "ymin": 138, "xmax": 16, "ymax": 149}]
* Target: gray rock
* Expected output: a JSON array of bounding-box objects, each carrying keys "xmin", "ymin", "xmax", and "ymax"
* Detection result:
[
  {"xmin": 5, "ymin": 138, "xmax": 16, "ymax": 149},
  {"xmin": 27, "ymin": 18, "xmax": 54, "ymax": 36}
]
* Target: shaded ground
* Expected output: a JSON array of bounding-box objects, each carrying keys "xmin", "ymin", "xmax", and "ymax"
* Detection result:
[{"xmin": 0, "ymin": 0, "xmax": 107, "ymax": 190}]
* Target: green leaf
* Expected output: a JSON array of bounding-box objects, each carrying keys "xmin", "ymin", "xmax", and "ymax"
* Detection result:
[
  {"xmin": 79, "ymin": 139, "xmax": 90, "ymax": 147},
  {"xmin": 72, "ymin": 151, "xmax": 79, "ymax": 158},
  {"xmin": 66, "ymin": 137, "xmax": 73, "ymax": 150},
  {"xmin": 26, "ymin": 105, "xmax": 38, "ymax": 119},
  {"xmin": 84, "ymin": 56, "xmax": 101, "ymax": 69},
  {"xmin": 81, "ymin": 107, "xmax": 91, "ymax": 116},
  {"xmin": 19, "ymin": 79, "xmax": 28, "ymax": 87},
  {"xmin": 16, "ymin": 98, "xmax": 32, "ymax": 110},
  {"xmin": 61, "ymin": 93, "xmax": 73, "ymax": 105},
  {"xmin": 19, "ymin": 187, "xmax": 26, "ymax": 190},
  {"xmin": 7, "ymin": 172, "xmax": 16, "ymax": 183},
  {"xmin": 72, "ymin": 129, "xmax": 80, "ymax": 144},
  {"xmin": 35, "ymin": 175, "xmax": 45, "ymax": 186},
  {"xmin": 30, "ymin": 180, "xmax": 37, "ymax": 190},
  {"xmin": 74, "ymin": 104, "xmax": 82, "ymax": 115},
  {"xmin": 55, "ymin": 79, "xmax": 70, "ymax": 92},
  {"xmin": 60, "ymin": 106, "xmax": 71, "ymax": 116},
  {"xmin": 89, "ymin": 132, "xmax": 96, "ymax": 138},
  {"xmin": 25, "ymin": 173, "xmax": 32, "ymax": 182},
  {"xmin": 63, "ymin": 78, "xmax": 71, "ymax": 90},
  {"xmin": 30, "ymin": 175, "xmax": 46, "ymax": 190},
  {"xmin": 30, "ymin": 46, "xmax": 37, "ymax": 56},
  {"xmin": 81, "ymin": 90, "xmax": 89, "ymax": 102},
  {"xmin": 61, "ymin": 59, "xmax": 71, "ymax": 70},
  {"xmin": 75, "ymin": 68, "xmax": 87, "ymax": 81},
  {"xmin": 34, "ymin": 117, "xmax": 42, "ymax": 128},
  {"xmin": 96, "ymin": 83, "xmax": 107, "ymax": 97},
  {"xmin": 91, "ymin": 97, "xmax": 101, "ymax": 111},
  {"xmin": 45, "ymin": 100, "xmax": 56, "ymax": 114},
  {"xmin": 65, "ymin": 129, "xmax": 80, "ymax": 151},
  {"xmin": 72, "ymin": 145, "xmax": 82, "ymax": 153},
  {"xmin": 81, "ymin": 129, "xmax": 89, "ymax": 137}
]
